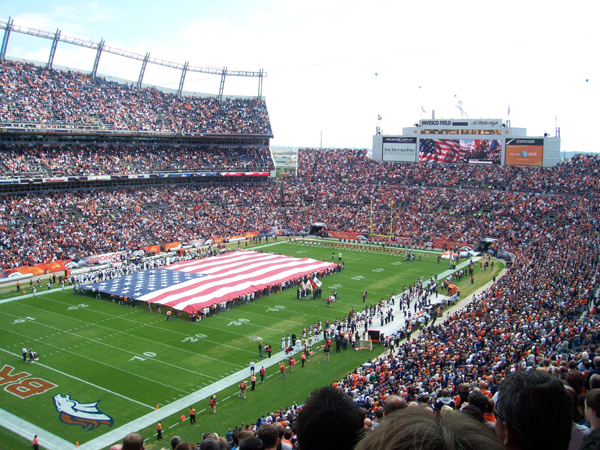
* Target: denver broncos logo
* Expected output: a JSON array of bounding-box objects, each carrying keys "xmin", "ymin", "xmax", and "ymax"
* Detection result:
[{"xmin": 53, "ymin": 394, "xmax": 113, "ymax": 431}]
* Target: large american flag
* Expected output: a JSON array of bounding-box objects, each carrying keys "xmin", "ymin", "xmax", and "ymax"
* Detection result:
[
  {"xmin": 419, "ymin": 139, "xmax": 465, "ymax": 163},
  {"xmin": 85, "ymin": 251, "xmax": 337, "ymax": 313}
]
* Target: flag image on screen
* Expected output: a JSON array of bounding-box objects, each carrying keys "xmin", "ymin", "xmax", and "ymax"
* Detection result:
[
  {"xmin": 84, "ymin": 251, "xmax": 337, "ymax": 313},
  {"xmin": 419, "ymin": 139, "xmax": 464, "ymax": 163}
]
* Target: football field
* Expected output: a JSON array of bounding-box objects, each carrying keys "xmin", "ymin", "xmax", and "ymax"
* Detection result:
[{"xmin": 0, "ymin": 240, "xmax": 502, "ymax": 450}]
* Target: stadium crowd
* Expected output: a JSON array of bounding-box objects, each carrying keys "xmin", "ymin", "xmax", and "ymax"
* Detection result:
[
  {"xmin": 146, "ymin": 208, "xmax": 599, "ymax": 450},
  {"xmin": 0, "ymin": 143, "xmax": 274, "ymax": 177},
  {"xmin": 79, "ymin": 149, "xmax": 599, "ymax": 450},
  {"xmin": 1, "ymin": 152, "xmax": 599, "ymax": 269},
  {"xmin": 2, "ymin": 56, "xmax": 600, "ymax": 448},
  {"xmin": 0, "ymin": 183, "xmax": 285, "ymax": 268},
  {"xmin": 0, "ymin": 60, "xmax": 272, "ymax": 135}
]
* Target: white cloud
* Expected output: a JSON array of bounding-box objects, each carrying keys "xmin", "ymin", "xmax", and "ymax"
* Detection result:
[{"xmin": 250, "ymin": 10, "xmax": 271, "ymax": 23}]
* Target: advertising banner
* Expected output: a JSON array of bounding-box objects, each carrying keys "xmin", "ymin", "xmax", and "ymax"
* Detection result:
[
  {"xmin": 382, "ymin": 137, "xmax": 417, "ymax": 162},
  {"xmin": 72, "ymin": 251, "xmax": 127, "ymax": 268},
  {"xmin": 505, "ymin": 138, "xmax": 544, "ymax": 166}
]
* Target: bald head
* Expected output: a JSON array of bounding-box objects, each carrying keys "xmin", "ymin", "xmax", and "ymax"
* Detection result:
[
  {"xmin": 594, "ymin": 356, "xmax": 600, "ymax": 368},
  {"xmin": 123, "ymin": 432, "xmax": 144, "ymax": 450},
  {"xmin": 384, "ymin": 395, "xmax": 407, "ymax": 415}
]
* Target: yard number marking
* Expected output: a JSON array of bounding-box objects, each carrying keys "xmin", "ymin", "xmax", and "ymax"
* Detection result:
[
  {"xmin": 227, "ymin": 318, "xmax": 249, "ymax": 326},
  {"xmin": 67, "ymin": 304, "xmax": 89, "ymax": 311},
  {"xmin": 181, "ymin": 333, "xmax": 208, "ymax": 343},
  {"xmin": 12, "ymin": 317, "xmax": 35, "ymax": 325},
  {"xmin": 129, "ymin": 352, "xmax": 157, "ymax": 362}
]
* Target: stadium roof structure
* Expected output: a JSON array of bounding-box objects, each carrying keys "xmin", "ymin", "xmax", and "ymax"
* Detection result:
[{"xmin": 0, "ymin": 17, "xmax": 266, "ymax": 100}]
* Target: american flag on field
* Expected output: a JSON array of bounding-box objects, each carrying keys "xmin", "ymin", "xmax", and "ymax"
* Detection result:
[
  {"xmin": 419, "ymin": 139, "xmax": 465, "ymax": 163},
  {"xmin": 85, "ymin": 251, "xmax": 337, "ymax": 313}
]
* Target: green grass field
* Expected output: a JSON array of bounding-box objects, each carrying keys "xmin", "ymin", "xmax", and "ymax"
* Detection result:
[{"xmin": 0, "ymin": 240, "xmax": 502, "ymax": 450}]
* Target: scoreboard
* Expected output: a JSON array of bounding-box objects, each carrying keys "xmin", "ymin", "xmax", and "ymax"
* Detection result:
[{"xmin": 373, "ymin": 119, "xmax": 560, "ymax": 167}]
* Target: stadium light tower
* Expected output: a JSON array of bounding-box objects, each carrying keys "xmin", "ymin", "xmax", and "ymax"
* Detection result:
[
  {"xmin": 218, "ymin": 67, "xmax": 227, "ymax": 101},
  {"xmin": 0, "ymin": 17, "xmax": 13, "ymax": 62},
  {"xmin": 47, "ymin": 28, "xmax": 61, "ymax": 68},
  {"xmin": 137, "ymin": 52, "xmax": 150, "ymax": 90},
  {"xmin": 258, "ymin": 68, "xmax": 264, "ymax": 100},
  {"xmin": 177, "ymin": 62, "xmax": 189, "ymax": 97},
  {"xmin": 91, "ymin": 39, "xmax": 105, "ymax": 78}
]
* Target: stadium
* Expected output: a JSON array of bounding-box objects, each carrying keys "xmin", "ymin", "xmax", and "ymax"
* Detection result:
[{"xmin": 0, "ymin": 14, "xmax": 599, "ymax": 450}]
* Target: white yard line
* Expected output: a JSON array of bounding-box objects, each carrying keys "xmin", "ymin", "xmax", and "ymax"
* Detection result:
[
  {"xmin": 0, "ymin": 347, "xmax": 154, "ymax": 410},
  {"xmin": 0, "ymin": 305, "xmax": 228, "ymax": 379},
  {"xmin": 0, "ymin": 321, "xmax": 189, "ymax": 393}
]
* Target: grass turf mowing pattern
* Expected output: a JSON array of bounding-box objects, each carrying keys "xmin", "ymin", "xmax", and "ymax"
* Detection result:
[{"xmin": 0, "ymin": 242, "xmax": 497, "ymax": 449}]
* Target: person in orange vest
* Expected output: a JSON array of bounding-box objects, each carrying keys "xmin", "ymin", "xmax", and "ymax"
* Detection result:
[
  {"xmin": 239, "ymin": 381, "xmax": 247, "ymax": 399},
  {"xmin": 301, "ymin": 352, "xmax": 306, "ymax": 368},
  {"xmin": 190, "ymin": 406, "xmax": 196, "ymax": 424},
  {"xmin": 157, "ymin": 421, "xmax": 162, "ymax": 440},
  {"xmin": 251, "ymin": 373, "xmax": 257, "ymax": 391},
  {"xmin": 32, "ymin": 435, "xmax": 39, "ymax": 450},
  {"xmin": 166, "ymin": 310, "xmax": 172, "ymax": 321}
]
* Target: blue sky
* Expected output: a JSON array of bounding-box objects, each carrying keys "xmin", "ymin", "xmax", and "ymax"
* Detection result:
[{"xmin": 1, "ymin": 0, "xmax": 599, "ymax": 151}]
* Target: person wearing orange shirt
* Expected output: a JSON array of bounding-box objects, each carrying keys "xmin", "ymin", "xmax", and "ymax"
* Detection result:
[
  {"xmin": 190, "ymin": 406, "xmax": 196, "ymax": 424},
  {"xmin": 32, "ymin": 435, "xmax": 39, "ymax": 450},
  {"xmin": 156, "ymin": 421, "xmax": 162, "ymax": 440}
]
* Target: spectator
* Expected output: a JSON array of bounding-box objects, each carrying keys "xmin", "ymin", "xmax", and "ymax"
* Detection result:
[
  {"xmin": 354, "ymin": 407, "xmax": 503, "ymax": 450},
  {"xmin": 494, "ymin": 370, "xmax": 572, "ymax": 450},
  {"xmin": 257, "ymin": 424, "xmax": 279, "ymax": 450},
  {"xmin": 295, "ymin": 386, "xmax": 364, "ymax": 450},
  {"xmin": 123, "ymin": 432, "xmax": 144, "ymax": 450}
]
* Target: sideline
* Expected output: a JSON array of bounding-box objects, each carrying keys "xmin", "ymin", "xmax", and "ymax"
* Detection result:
[
  {"xmin": 77, "ymin": 340, "xmax": 323, "ymax": 450},
  {"xmin": 0, "ymin": 244, "xmax": 497, "ymax": 450},
  {"xmin": 0, "ymin": 407, "xmax": 78, "ymax": 450},
  {"xmin": 0, "ymin": 290, "xmax": 50, "ymax": 304}
]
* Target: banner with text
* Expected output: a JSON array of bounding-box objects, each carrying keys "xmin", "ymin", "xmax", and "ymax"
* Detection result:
[
  {"xmin": 505, "ymin": 138, "xmax": 544, "ymax": 166},
  {"xmin": 382, "ymin": 137, "xmax": 417, "ymax": 162}
]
